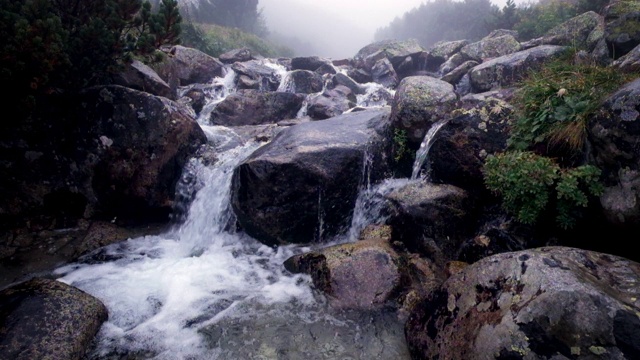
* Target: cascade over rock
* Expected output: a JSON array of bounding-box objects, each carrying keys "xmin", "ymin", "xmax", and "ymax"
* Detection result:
[
  {"xmin": 0, "ymin": 278, "xmax": 108, "ymax": 360},
  {"xmin": 405, "ymin": 247, "xmax": 640, "ymax": 360},
  {"xmin": 231, "ymin": 60, "xmax": 283, "ymax": 91},
  {"xmin": 391, "ymin": 76, "xmax": 458, "ymax": 143},
  {"xmin": 428, "ymin": 96, "xmax": 513, "ymax": 192},
  {"xmin": 231, "ymin": 108, "xmax": 393, "ymax": 246}
]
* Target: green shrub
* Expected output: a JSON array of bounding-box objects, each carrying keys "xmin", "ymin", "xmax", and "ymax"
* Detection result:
[
  {"xmin": 0, "ymin": 0, "xmax": 182, "ymax": 126},
  {"xmin": 393, "ymin": 128, "xmax": 410, "ymax": 164},
  {"xmin": 483, "ymin": 151, "xmax": 604, "ymax": 229},
  {"xmin": 508, "ymin": 50, "xmax": 630, "ymax": 153}
]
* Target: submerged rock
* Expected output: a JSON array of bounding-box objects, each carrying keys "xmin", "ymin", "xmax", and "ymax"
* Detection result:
[
  {"xmin": 405, "ymin": 247, "xmax": 640, "ymax": 360},
  {"xmin": 0, "ymin": 278, "xmax": 108, "ymax": 360}
]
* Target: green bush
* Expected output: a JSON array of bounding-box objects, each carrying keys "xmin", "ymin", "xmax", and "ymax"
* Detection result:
[
  {"xmin": 483, "ymin": 151, "xmax": 604, "ymax": 229},
  {"xmin": 0, "ymin": 0, "xmax": 181, "ymax": 126},
  {"xmin": 508, "ymin": 50, "xmax": 630, "ymax": 153}
]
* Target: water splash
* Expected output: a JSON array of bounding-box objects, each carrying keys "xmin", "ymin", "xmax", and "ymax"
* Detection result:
[{"xmin": 411, "ymin": 118, "xmax": 450, "ymax": 180}]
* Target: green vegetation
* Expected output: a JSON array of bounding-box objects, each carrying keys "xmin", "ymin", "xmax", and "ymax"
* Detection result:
[
  {"xmin": 393, "ymin": 128, "xmax": 410, "ymax": 163},
  {"xmin": 508, "ymin": 50, "xmax": 630, "ymax": 152},
  {"xmin": 0, "ymin": 0, "xmax": 181, "ymax": 125},
  {"xmin": 483, "ymin": 151, "xmax": 603, "ymax": 229},
  {"xmin": 181, "ymin": 22, "xmax": 293, "ymax": 58},
  {"xmin": 482, "ymin": 48, "xmax": 637, "ymax": 229}
]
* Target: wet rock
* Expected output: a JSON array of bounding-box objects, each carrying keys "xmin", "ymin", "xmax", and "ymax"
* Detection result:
[
  {"xmin": 78, "ymin": 85, "xmax": 207, "ymax": 223},
  {"xmin": 371, "ymin": 58, "xmax": 399, "ymax": 89},
  {"xmin": 354, "ymin": 39, "xmax": 425, "ymax": 72},
  {"xmin": 314, "ymin": 63, "xmax": 337, "ymax": 76},
  {"xmin": 405, "ymin": 246, "xmax": 640, "ymax": 360},
  {"xmin": 604, "ymin": 0, "xmax": 640, "ymax": 58},
  {"xmin": 307, "ymin": 85, "xmax": 356, "ymax": 120},
  {"xmin": 429, "ymin": 96, "xmax": 513, "ymax": 192},
  {"xmin": 428, "ymin": 40, "xmax": 469, "ymax": 66},
  {"xmin": 112, "ymin": 60, "xmax": 173, "ymax": 99},
  {"xmin": 284, "ymin": 70, "xmax": 324, "ymax": 94},
  {"xmin": 438, "ymin": 53, "xmax": 466, "ymax": 76},
  {"xmin": 544, "ymin": 11, "xmax": 604, "ymax": 52},
  {"xmin": 0, "ymin": 278, "xmax": 108, "ymax": 360},
  {"xmin": 346, "ymin": 68, "xmax": 373, "ymax": 84},
  {"xmin": 612, "ymin": 43, "xmax": 640, "ymax": 72},
  {"xmin": 291, "ymin": 56, "xmax": 331, "ymax": 71},
  {"xmin": 210, "ymin": 89, "xmax": 305, "ymax": 126},
  {"xmin": 231, "ymin": 108, "xmax": 392, "ymax": 245},
  {"xmin": 468, "ymin": 45, "xmax": 567, "ymax": 93},
  {"xmin": 589, "ymin": 78, "xmax": 640, "ymax": 226},
  {"xmin": 391, "ymin": 76, "xmax": 458, "ymax": 143},
  {"xmin": 460, "ymin": 34, "xmax": 521, "ymax": 62},
  {"xmin": 284, "ymin": 225, "xmax": 443, "ymax": 311},
  {"xmin": 231, "ymin": 60, "xmax": 282, "ymax": 91},
  {"xmin": 219, "ymin": 47, "xmax": 254, "ymax": 64},
  {"xmin": 332, "ymin": 72, "xmax": 365, "ymax": 95},
  {"xmin": 440, "ymin": 60, "xmax": 479, "ymax": 85},
  {"xmin": 153, "ymin": 45, "xmax": 224, "ymax": 86},
  {"xmin": 385, "ymin": 182, "xmax": 474, "ymax": 260}
]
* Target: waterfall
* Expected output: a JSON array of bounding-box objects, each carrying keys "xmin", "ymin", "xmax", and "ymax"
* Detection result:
[
  {"xmin": 411, "ymin": 118, "xmax": 450, "ymax": 180},
  {"xmin": 52, "ymin": 67, "xmax": 410, "ymax": 359}
]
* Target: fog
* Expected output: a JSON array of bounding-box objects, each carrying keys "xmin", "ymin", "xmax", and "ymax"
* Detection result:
[{"xmin": 259, "ymin": 0, "xmax": 533, "ymax": 58}]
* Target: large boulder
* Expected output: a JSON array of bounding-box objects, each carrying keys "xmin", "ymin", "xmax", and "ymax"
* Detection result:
[
  {"xmin": 405, "ymin": 247, "xmax": 640, "ymax": 360},
  {"xmin": 77, "ymin": 86, "xmax": 207, "ymax": 222},
  {"xmin": 589, "ymin": 78, "xmax": 640, "ymax": 226},
  {"xmin": 354, "ymin": 39, "xmax": 425, "ymax": 72},
  {"xmin": 210, "ymin": 89, "xmax": 306, "ymax": 126},
  {"xmin": 280, "ymin": 70, "xmax": 324, "ymax": 94},
  {"xmin": 429, "ymin": 40, "xmax": 469, "ymax": 68},
  {"xmin": 0, "ymin": 278, "xmax": 108, "ymax": 360},
  {"xmin": 307, "ymin": 85, "xmax": 356, "ymax": 120},
  {"xmin": 391, "ymin": 76, "xmax": 458, "ymax": 143},
  {"xmin": 283, "ymin": 225, "xmax": 431, "ymax": 310},
  {"xmin": 460, "ymin": 34, "xmax": 521, "ymax": 62},
  {"xmin": 291, "ymin": 56, "xmax": 332, "ymax": 71},
  {"xmin": 429, "ymin": 96, "xmax": 514, "ymax": 192},
  {"xmin": 523, "ymin": 11, "xmax": 604, "ymax": 52},
  {"xmin": 218, "ymin": 47, "xmax": 254, "ymax": 64},
  {"xmin": 385, "ymin": 182, "xmax": 474, "ymax": 260},
  {"xmin": 231, "ymin": 60, "xmax": 283, "ymax": 91},
  {"xmin": 613, "ymin": 43, "xmax": 640, "ymax": 72},
  {"xmin": 468, "ymin": 45, "xmax": 567, "ymax": 93},
  {"xmin": 231, "ymin": 108, "xmax": 393, "ymax": 245},
  {"xmin": 604, "ymin": 0, "xmax": 640, "ymax": 59},
  {"xmin": 153, "ymin": 45, "xmax": 225, "ymax": 86},
  {"xmin": 371, "ymin": 58, "xmax": 399, "ymax": 89},
  {"xmin": 112, "ymin": 60, "xmax": 173, "ymax": 99}
]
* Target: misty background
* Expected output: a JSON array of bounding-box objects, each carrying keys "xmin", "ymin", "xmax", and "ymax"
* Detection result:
[{"xmin": 259, "ymin": 0, "xmax": 532, "ymax": 58}]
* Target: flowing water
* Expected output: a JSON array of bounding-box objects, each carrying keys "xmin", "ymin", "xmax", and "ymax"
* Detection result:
[
  {"xmin": 53, "ymin": 62, "xmax": 409, "ymax": 359},
  {"xmin": 411, "ymin": 118, "xmax": 450, "ymax": 181}
]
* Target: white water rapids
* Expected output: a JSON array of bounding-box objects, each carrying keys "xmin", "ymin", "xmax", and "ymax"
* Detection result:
[{"xmin": 54, "ymin": 61, "xmax": 409, "ymax": 359}]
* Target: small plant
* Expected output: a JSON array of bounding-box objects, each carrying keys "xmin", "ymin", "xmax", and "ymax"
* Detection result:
[
  {"xmin": 483, "ymin": 151, "xmax": 604, "ymax": 229},
  {"xmin": 508, "ymin": 51, "xmax": 631, "ymax": 153},
  {"xmin": 392, "ymin": 128, "xmax": 409, "ymax": 163}
]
